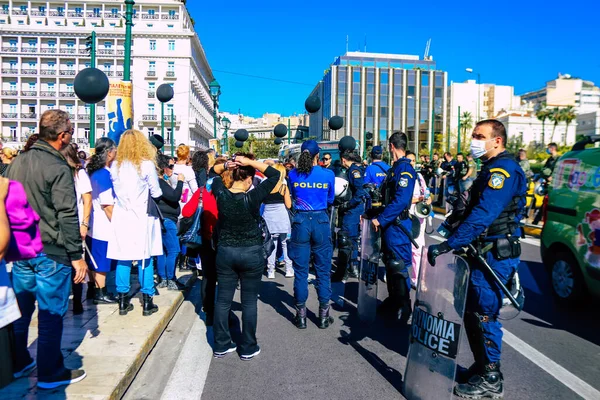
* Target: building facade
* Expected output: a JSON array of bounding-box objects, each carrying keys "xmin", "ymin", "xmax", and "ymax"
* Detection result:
[
  {"xmin": 495, "ymin": 111, "xmax": 577, "ymax": 147},
  {"xmin": 447, "ymin": 80, "xmax": 521, "ymax": 135},
  {"xmin": 220, "ymin": 111, "xmax": 308, "ymax": 141},
  {"xmin": 520, "ymin": 74, "xmax": 600, "ymax": 113},
  {"xmin": 309, "ymin": 51, "xmax": 448, "ymax": 155},
  {"xmin": 576, "ymin": 110, "xmax": 600, "ymax": 137},
  {"xmin": 0, "ymin": 0, "xmax": 215, "ymax": 151}
]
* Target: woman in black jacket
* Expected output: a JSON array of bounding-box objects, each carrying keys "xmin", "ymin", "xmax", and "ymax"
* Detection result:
[
  {"xmin": 211, "ymin": 154, "xmax": 280, "ymax": 361},
  {"xmin": 156, "ymin": 154, "xmax": 185, "ymax": 290}
]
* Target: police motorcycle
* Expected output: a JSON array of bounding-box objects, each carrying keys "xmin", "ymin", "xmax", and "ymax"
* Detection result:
[{"xmin": 403, "ymin": 199, "xmax": 525, "ymax": 400}]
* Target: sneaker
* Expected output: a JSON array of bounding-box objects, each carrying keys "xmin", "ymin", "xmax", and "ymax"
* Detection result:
[
  {"xmin": 240, "ymin": 347, "xmax": 261, "ymax": 361},
  {"xmin": 213, "ymin": 344, "xmax": 237, "ymax": 359},
  {"xmin": 13, "ymin": 359, "xmax": 36, "ymax": 378},
  {"xmin": 37, "ymin": 369, "xmax": 87, "ymax": 389},
  {"xmin": 157, "ymin": 280, "xmax": 168, "ymax": 289},
  {"xmin": 267, "ymin": 270, "xmax": 275, "ymax": 279},
  {"xmin": 167, "ymin": 279, "xmax": 185, "ymax": 291},
  {"xmin": 285, "ymin": 269, "xmax": 294, "ymax": 278}
]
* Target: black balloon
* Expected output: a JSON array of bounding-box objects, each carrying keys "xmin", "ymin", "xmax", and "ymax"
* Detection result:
[
  {"xmin": 329, "ymin": 116, "xmax": 344, "ymax": 131},
  {"xmin": 305, "ymin": 96, "xmax": 321, "ymax": 114},
  {"xmin": 156, "ymin": 84, "xmax": 174, "ymax": 103},
  {"xmin": 234, "ymin": 140, "xmax": 244, "ymax": 148},
  {"xmin": 74, "ymin": 68, "xmax": 109, "ymax": 104},
  {"xmin": 234, "ymin": 129, "xmax": 249, "ymax": 142},
  {"xmin": 273, "ymin": 124, "xmax": 287, "ymax": 138},
  {"xmin": 274, "ymin": 138, "xmax": 282, "ymax": 145},
  {"xmin": 338, "ymin": 135, "xmax": 357, "ymax": 152}
]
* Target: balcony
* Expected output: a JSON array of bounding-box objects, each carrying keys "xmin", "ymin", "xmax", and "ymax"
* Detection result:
[
  {"xmin": 146, "ymin": 70, "xmax": 156, "ymax": 78},
  {"xmin": 104, "ymin": 71, "xmax": 114, "ymax": 77},
  {"xmin": 79, "ymin": 48, "xmax": 90, "ymax": 55},
  {"xmin": 148, "ymin": 91, "xmax": 156, "ymax": 98},
  {"xmin": 40, "ymin": 69, "xmax": 57, "ymax": 75},
  {"xmin": 142, "ymin": 115, "xmax": 157, "ymax": 121},
  {"xmin": 161, "ymin": 13, "xmax": 180, "ymax": 20},
  {"xmin": 164, "ymin": 115, "xmax": 177, "ymax": 122},
  {"xmin": 31, "ymin": 11, "xmax": 45, "ymax": 16},
  {"xmin": 97, "ymin": 115, "xmax": 105, "ymax": 121},
  {"xmin": 40, "ymin": 91, "xmax": 56, "ymax": 97},
  {"xmin": 1, "ymin": 68, "xmax": 18, "ymax": 74},
  {"xmin": 12, "ymin": 10, "xmax": 28, "ymax": 16},
  {"xmin": 67, "ymin": 12, "xmax": 84, "ymax": 17},
  {"xmin": 0, "ymin": 10, "xmax": 8, "ymax": 15},
  {"xmin": 60, "ymin": 92, "xmax": 76, "ymax": 98},
  {"xmin": 60, "ymin": 70, "xmax": 76, "ymax": 76},
  {"xmin": 21, "ymin": 91, "xmax": 37, "ymax": 97},
  {"xmin": 165, "ymin": 71, "xmax": 176, "ymax": 78},
  {"xmin": 77, "ymin": 138, "xmax": 87, "ymax": 144},
  {"xmin": 67, "ymin": 113, "xmax": 76, "ymax": 119},
  {"xmin": 2, "ymin": 47, "xmax": 18, "ymax": 53},
  {"xmin": 21, "ymin": 69, "xmax": 38, "ymax": 75},
  {"xmin": 1, "ymin": 90, "xmax": 18, "ymax": 96},
  {"xmin": 87, "ymin": 12, "xmax": 102, "ymax": 18},
  {"xmin": 117, "ymin": 50, "xmax": 125, "ymax": 56},
  {"xmin": 141, "ymin": 14, "xmax": 159, "ymax": 20},
  {"xmin": 98, "ymin": 48, "xmax": 114, "ymax": 55},
  {"xmin": 49, "ymin": 11, "xmax": 65, "ymax": 17},
  {"xmin": 41, "ymin": 47, "xmax": 58, "ymax": 54},
  {"xmin": 21, "ymin": 47, "xmax": 38, "ymax": 53},
  {"xmin": 105, "ymin": 12, "xmax": 119, "ymax": 19},
  {"xmin": 78, "ymin": 114, "xmax": 89, "ymax": 120},
  {"xmin": 60, "ymin": 48, "xmax": 77, "ymax": 55},
  {"xmin": 21, "ymin": 113, "xmax": 37, "ymax": 119},
  {"xmin": 1, "ymin": 113, "xmax": 18, "ymax": 118}
]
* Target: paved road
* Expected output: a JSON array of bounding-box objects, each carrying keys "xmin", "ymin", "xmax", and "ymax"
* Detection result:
[{"xmin": 125, "ymin": 219, "xmax": 600, "ymax": 400}]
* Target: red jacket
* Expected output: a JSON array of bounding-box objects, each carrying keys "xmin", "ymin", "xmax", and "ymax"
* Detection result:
[{"xmin": 182, "ymin": 187, "xmax": 218, "ymax": 240}]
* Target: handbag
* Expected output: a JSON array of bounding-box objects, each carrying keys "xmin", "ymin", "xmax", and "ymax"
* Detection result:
[
  {"xmin": 178, "ymin": 207, "xmax": 202, "ymax": 250},
  {"xmin": 243, "ymin": 195, "xmax": 275, "ymax": 256}
]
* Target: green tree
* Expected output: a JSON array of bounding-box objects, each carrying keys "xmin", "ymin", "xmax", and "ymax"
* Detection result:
[
  {"xmin": 560, "ymin": 106, "xmax": 576, "ymax": 145},
  {"xmin": 460, "ymin": 111, "xmax": 474, "ymax": 149},
  {"xmin": 549, "ymin": 107, "xmax": 564, "ymax": 143},
  {"xmin": 535, "ymin": 105, "xmax": 551, "ymax": 145}
]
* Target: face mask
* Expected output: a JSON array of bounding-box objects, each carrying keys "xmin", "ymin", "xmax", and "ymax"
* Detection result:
[
  {"xmin": 470, "ymin": 139, "xmax": 490, "ymax": 159},
  {"xmin": 163, "ymin": 174, "xmax": 170, "ymax": 180},
  {"xmin": 546, "ymin": 149, "xmax": 551, "ymax": 155}
]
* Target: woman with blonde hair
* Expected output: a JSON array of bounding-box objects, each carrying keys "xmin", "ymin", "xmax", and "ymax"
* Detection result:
[
  {"xmin": 107, "ymin": 130, "xmax": 163, "ymax": 317},
  {"xmin": 0, "ymin": 148, "xmax": 17, "ymax": 175},
  {"xmin": 262, "ymin": 163, "xmax": 293, "ymax": 279}
]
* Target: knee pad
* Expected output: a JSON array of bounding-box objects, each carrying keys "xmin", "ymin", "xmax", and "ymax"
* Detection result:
[
  {"xmin": 385, "ymin": 257, "xmax": 407, "ymax": 278},
  {"xmin": 337, "ymin": 231, "xmax": 353, "ymax": 251}
]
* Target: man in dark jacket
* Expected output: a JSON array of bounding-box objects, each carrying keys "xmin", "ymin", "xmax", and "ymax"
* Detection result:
[{"xmin": 6, "ymin": 109, "xmax": 87, "ymax": 389}]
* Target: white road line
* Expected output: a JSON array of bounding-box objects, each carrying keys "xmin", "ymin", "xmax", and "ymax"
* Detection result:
[
  {"xmin": 502, "ymin": 328, "xmax": 600, "ymax": 400},
  {"xmin": 161, "ymin": 317, "xmax": 213, "ymax": 400}
]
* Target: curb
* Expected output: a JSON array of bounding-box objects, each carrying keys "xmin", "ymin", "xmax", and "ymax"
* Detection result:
[{"xmin": 432, "ymin": 206, "xmax": 542, "ymax": 239}]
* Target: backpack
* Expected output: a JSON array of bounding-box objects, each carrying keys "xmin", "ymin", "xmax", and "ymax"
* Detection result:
[{"xmin": 243, "ymin": 195, "xmax": 275, "ymax": 257}]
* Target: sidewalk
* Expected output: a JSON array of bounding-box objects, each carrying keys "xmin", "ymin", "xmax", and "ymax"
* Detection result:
[{"xmin": 0, "ymin": 273, "xmax": 195, "ymax": 400}]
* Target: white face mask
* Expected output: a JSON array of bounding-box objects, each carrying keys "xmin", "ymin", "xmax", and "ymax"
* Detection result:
[{"xmin": 471, "ymin": 139, "xmax": 491, "ymax": 159}]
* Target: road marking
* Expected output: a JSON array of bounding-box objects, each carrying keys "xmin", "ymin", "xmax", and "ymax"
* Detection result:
[
  {"xmin": 502, "ymin": 328, "xmax": 600, "ymax": 400},
  {"xmin": 161, "ymin": 317, "xmax": 213, "ymax": 400}
]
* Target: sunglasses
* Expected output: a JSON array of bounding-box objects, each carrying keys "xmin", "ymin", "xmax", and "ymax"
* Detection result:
[
  {"xmin": 323, "ymin": 157, "xmax": 331, "ymax": 161},
  {"xmin": 167, "ymin": 164, "xmax": 175, "ymax": 169}
]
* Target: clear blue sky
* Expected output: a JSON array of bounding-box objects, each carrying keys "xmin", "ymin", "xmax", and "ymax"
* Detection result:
[{"xmin": 189, "ymin": 0, "xmax": 600, "ymax": 118}]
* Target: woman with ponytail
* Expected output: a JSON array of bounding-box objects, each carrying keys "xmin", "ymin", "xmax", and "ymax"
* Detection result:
[{"xmin": 287, "ymin": 140, "xmax": 336, "ymax": 330}]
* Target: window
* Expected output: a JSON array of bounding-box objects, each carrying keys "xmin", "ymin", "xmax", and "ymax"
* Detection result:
[
  {"xmin": 9, "ymin": 82, "xmax": 16, "ymax": 90},
  {"xmin": 167, "ymin": 104, "xmax": 174, "ymax": 113},
  {"xmin": 9, "ymin": 104, "xmax": 17, "ymax": 113},
  {"xmin": 166, "ymin": 128, "xmax": 172, "ymax": 140},
  {"xmin": 66, "ymin": 83, "xmax": 74, "ymax": 92},
  {"xmin": 148, "ymin": 104, "xmax": 155, "ymax": 115},
  {"xmin": 168, "ymin": 40, "xmax": 175, "ymax": 51},
  {"xmin": 104, "ymin": 41, "xmax": 112, "ymax": 48},
  {"xmin": 75, "ymin": 7, "xmax": 82, "ymax": 13},
  {"xmin": 93, "ymin": 7, "xmax": 101, "ymax": 15},
  {"xmin": 148, "ymin": 9, "xmax": 155, "ymax": 15},
  {"xmin": 28, "ymin": 105, "xmax": 36, "ymax": 113},
  {"xmin": 149, "ymin": 61, "xmax": 156, "ymax": 71},
  {"xmin": 48, "ymin": 40, "xmax": 56, "ymax": 48},
  {"xmin": 167, "ymin": 62, "xmax": 174, "ymax": 72},
  {"xmin": 168, "ymin": 24, "xmax": 174, "ymax": 29},
  {"xmin": 28, "ymin": 39, "xmax": 37, "ymax": 48},
  {"xmin": 149, "ymin": 82, "xmax": 156, "ymax": 90},
  {"xmin": 111, "ymin": 8, "xmax": 118, "ymax": 14},
  {"xmin": 29, "ymin": 82, "xmax": 37, "ymax": 90},
  {"xmin": 149, "ymin": 40, "xmax": 156, "ymax": 51},
  {"xmin": 48, "ymin": 82, "xmax": 55, "ymax": 90},
  {"xmin": 66, "ymin": 104, "xmax": 74, "ymax": 113},
  {"xmin": 147, "ymin": 24, "xmax": 153, "ymax": 28},
  {"xmin": 91, "ymin": 22, "xmax": 98, "ymax": 27},
  {"xmin": 36, "ymin": 21, "xmax": 42, "ymax": 25},
  {"xmin": 169, "ymin": 10, "xmax": 176, "ymax": 16},
  {"xmin": 84, "ymin": 62, "xmax": 90, "ymax": 68},
  {"xmin": 148, "ymin": 127, "xmax": 155, "ymax": 136},
  {"xmin": 109, "ymin": 23, "xmax": 116, "ymax": 27},
  {"xmin": 57, "ymin": 7, "xmax": 64, "ymax": 14},
  {"xmin": 10, "ymin": 127, "xmax": 16, "ymax": 137},
  {"xmin": 103, "ymin": 62, "xmax": 112, "ymax": 71},
  {"xmin": 18, "ymin": 20, "xmax": 24, "ymax": 25},
  {"xmin": 66, "ymin": 40, "xmax": 75, "ymax": 48},
  {"xmin": 66, "ymin": 62, "xmax": 74, "ymax": 70},
  {"xmin": 28, "ymin": 61, "xmax": 36, "ymax": 69},
  {"xmin": 84, "ymin": 128, "xmax": 90, "ymax": 138},
  {"xmin": 9, "ymin": 61, "xmax": 16, "ymax": 68},
  {"xmin": 9, "ymin": 40, "xmax": 17, "ymax": 48},
  {"xmin": 20, "ymin": 5, "xmax": 27, "ymax": 12},
  {"xmin": 2, "ymin": 5, "xmax": 8, "ymax": 11},
  {"xmin": 0, "ymin": 20, "xmax": 5, "ymax": 25}
]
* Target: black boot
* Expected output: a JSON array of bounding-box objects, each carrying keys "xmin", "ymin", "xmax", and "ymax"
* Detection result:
[
  {"xmin": 86, "ymin": 283, "xmax": 95, "ymax": 300},
  {"xmin": 318, "ymin": 305, "xmax": 334, "ymax": 329},
  {"xmin": 142, "ymin": 294, "xmax": 159, "ymax": 316},
  {"xmin": 118, "ymin": 293, "xmax": 133, "ymax": 315},
  {"xmin": 398, "ymin": 302, "xmax": 412, "ymax": 325},
  {"xmin": 178, "ymin": 255, "xmax": 187, "ymax": 271},
  {"xmin": 292, "ymin": 305, "xmax": 307, "ymax": 329},
  {"xmin": 455, "ymin": 363, "xmax": 503, "ymax": 399},
  {"xmin": 93, "ymin": 287, "xmax": 117, "ymax": 305},
  {"xmin": 348, "ymin": 263, "xmax": 359, "ymax": 279},
  {"xmin": 455, "ymin": 363, "xmax": 483, "ymax": 384}
]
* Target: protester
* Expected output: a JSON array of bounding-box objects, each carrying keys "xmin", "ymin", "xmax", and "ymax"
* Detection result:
[
  {"xmin": 107, "ymin": 130, "xmax": 162, "ymax": 317},
  {"xmin": 517, "ymin": 149, "xmax": 533, "ymax": 179},
  {"xmin": 440, "ymin": 152, "xmax": 457, "ymax": 212},
  {"xmin": 211, "ymin": 154, "xmax": 280, "ymax": 360},
  {"xmin": 77, "ymin": 150, "xmax": 88, "ymax": 168},
  {"xmin": 85, "ymin": 138, "xmax": 118, "ymax": 304},
  {"xmin": 22, "ymin": 134, "xmax": 39, "ymax": 153},
  {"xmin": 174, "ymin": 144, "xmax": 199, "ymax": 272},
  {"xmin": 6, "ymin": 109, "xmax": 87, "ymax": 388},
  {"xmin": 156, "ymin": 154, "xmax": 185, "ymax": 290},
  {"xmin": 263, "ymin": 163, "xmax": 293, "ymax": 279},
  {"xmin": 191, "ymin": 150, "xmax": 212, "ymax": 190},
  {"xmin": 322, "ymin": 152, "xmax": 334, "ymax": 171},
  {"xmin": 60, "ymin": 144, "xmax": 93, "ymax": 314}
]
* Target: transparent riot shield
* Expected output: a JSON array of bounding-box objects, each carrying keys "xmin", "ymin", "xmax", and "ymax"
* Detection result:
[
  {"xmin": 403, "ymin": 249, "xmax": 470, "ymax": 400},
  {"xmin": 357, "ymin": 218, "xmax": 380, "ymax": 323}
]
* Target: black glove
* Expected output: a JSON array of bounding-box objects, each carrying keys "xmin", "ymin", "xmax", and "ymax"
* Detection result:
[
  {"xmin": 428, "ymin": 241, "xmax": 452, "ymax": 266},
  {"xmin": 338, "ymin": 202, "xmax": 350, "ymax": 213}
]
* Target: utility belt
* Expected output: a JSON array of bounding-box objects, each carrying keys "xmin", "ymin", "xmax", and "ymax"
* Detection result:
[
  {"xmin": 393, "ymin": 208, "xmax": 410, "ymax": 225},
  {"xmin": 476, "ymin": 235, "xmax": 521, "ymax": 261}
]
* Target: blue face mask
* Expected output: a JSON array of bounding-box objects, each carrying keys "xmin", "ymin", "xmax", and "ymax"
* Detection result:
[
  {"xmin": 163, "ymin": 174, "xmax": 170, "ymax": 180},
  {"xmin": 546, "ymin": 149, "xmax": 552, "ymax": 155}
]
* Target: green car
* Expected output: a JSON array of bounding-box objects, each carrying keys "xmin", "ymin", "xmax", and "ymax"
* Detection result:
[{"xmin": 541, "ymin": 138, "xmax": 600, "ymax": 304}]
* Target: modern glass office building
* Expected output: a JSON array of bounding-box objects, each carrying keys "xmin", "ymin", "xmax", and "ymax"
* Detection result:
[{"xmin": 309, "ymin": 52, "xmax": 448, "ymax": 155}]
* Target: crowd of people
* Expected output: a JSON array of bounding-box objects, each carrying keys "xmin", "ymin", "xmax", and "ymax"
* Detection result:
[{"xmin": 0, "ymin": 109, "xmax": 561, "ymax": 397}]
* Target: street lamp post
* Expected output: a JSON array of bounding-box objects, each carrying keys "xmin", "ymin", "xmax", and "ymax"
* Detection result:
[
  {"xmin": 209, "ymin": 80, "xmax": 221, "ymax": 139},
  {"xmin": 170, "ymin": 108, "xmax": 175, "ymax": 157},
  {"xmin": 221, "ymin": 116, "xmax": 231, "ymax": 154},
  {"xmin": 466, "ymin": 68, "xmax": 481, "ymax": 122},
  {"xmin": 123, "ymin": 0, "xmax": 135, "ymax": 81}
]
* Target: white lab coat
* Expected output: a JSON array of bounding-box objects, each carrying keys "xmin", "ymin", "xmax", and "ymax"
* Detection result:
[{"xmin": 107, "ymin": 160, "xmax": 163, "ymax": 261}]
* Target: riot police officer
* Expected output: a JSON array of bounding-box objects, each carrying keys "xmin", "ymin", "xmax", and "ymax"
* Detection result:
[
  {"xmin": 364, "ymin": 146, "xmax": 390, "ymax": 187},
  {"xmin": 331, "ymin": 150, "xmax": 367, "ymax": 281},
  {"xmin": 428, "ymin": 120, "xmax": 526, "ymax": 399},
  {"xmin": 371, "ymin": 132, "xmax": 416, "ymax": 323},
  {"xmin": 288, "ymin": 140, "xmax": 336, "ymax": 329}
]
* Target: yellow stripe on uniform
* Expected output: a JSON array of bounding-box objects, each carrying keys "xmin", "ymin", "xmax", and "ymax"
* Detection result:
[
  {"xmin": 489, "ymin": 168, "xmax": 510, "ymax": 177},
  {"xmin": 401, "ymin": 172, "xmax": 414, "ymax": 179}
]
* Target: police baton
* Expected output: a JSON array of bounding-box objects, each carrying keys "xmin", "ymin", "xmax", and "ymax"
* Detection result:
[
  {"xmin": 465, "ymin": 244, "xmax": 523, "ymax": 311},
  {"xmin": 397, "ymin": 222, "xmax": 419, "ymax": 249}
]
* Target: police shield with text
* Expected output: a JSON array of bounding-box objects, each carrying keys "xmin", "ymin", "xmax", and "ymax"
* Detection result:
[
  {"xmin": 428, "ymin": 120, "xmax": 527, "ymax": 399},
  {"xmin": 371, "ymin": 132, "xmax": 416, "ymax": 323}
]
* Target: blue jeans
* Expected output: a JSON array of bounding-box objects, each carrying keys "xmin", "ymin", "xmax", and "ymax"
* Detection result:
[
  {"xmin": 157, "ymin": 219, "xmax": 180, "ymax": 280},
  {"xmin": 116, "ymin": 258, "xmax": 155, "ymax": 296},
  {"xmin": 11, "ymin": 256, "xmax": 71, "ymax": 380},
  {"xmin": 288, "ymin": 211, "xmax": 332, "ymax": 306}
]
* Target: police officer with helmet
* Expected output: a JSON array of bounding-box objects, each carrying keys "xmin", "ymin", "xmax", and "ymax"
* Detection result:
[
  {"xmin": 288, "ymin": 140, "xmax": 336, "ymax": 330},
  {"xmin": 364, "ymin": 146, "xmax": 390, "ymax": 187},
  {"xmin": 371, "ymin": 132, "xmax": 416, "ymax": 323},
  {"xmin": 331, "ymin": 150, "xmax": 367, "ymax": 281},
  {"xmin": 428, "ymin": 120, "xmax": 526, "ymax": 399}
]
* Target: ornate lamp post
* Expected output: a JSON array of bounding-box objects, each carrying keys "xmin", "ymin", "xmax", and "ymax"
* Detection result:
[{"xmin": 209, "ymin": 80, "xmax": 221, "ymax": 139}]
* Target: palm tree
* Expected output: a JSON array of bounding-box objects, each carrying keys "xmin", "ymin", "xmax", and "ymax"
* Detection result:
[
  {"xmin": 549, "ymin": 107, "xmax": 563, "ymax": 143},
  {"xmin": 535, "ymin": 105, "xmax": 552, "ymax": 145},
  {"xmin": 560, "ymin": 106, "xmax": 576, "ymax": 145},
  {"xmin": 460, "ymin": 111, "xmax": 474, "ymax": 148}
]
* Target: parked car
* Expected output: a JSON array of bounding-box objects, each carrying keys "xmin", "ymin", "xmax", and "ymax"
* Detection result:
[{"xmin": 540, "ymin": 136, "xmax": 600, "ymax": 304}]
